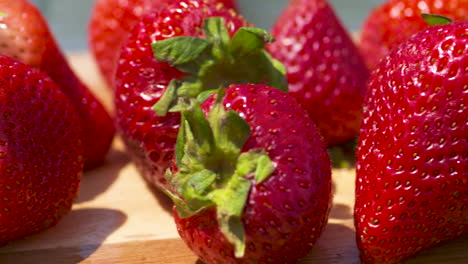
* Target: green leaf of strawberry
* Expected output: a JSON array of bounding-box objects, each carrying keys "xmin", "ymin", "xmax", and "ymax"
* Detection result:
[
  {"xmin": 230, "ymin": 27, "xmax": 275, "ymax": 55},
  {"xmin": 152, "ymin": 36, "xmax": 212, "ymax": 73},
  {"xmin": 421, "ymin": 13, "xmax": 453, "ymax": 26},
  {"xmin": 165, "ymin": 89, "xmax": 275, "ymax": 257},
  {"xmin": 152, "ymin": 17, "xmax": 287, "ymax": 116}
]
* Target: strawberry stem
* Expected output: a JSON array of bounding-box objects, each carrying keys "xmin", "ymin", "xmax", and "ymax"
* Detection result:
[{"xmin": 164, "ymin": 89, "xmax": 275, "ymax": 258}]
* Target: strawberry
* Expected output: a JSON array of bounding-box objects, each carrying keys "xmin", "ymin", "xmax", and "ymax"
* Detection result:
[
  {"xmin": 89, "ymin": 0, "xmax": 237, "ymax": 88},
  {"xmin": 0, "ymin": 0, "xmax": 115, "ymax": 170},
  {"xmin": 354, "ymin": 20, "xmax": 468, "ymax": 264},
  {"xmin": 115, "ymin": 0, "xmax": 286, "ymax": 190},
  {"xmin": 267, "ymin": 0, "xmax": 370, "ymax": 146},
  {"xmin": 0, "ymin": 55, "xmax": 83, "ymax": 244},
  {"xmin": 166, "ymin": 84, "xmax": 332, "ymax": 263},
  {"xmin": 360, "ymin": 0, "xmax": 468, "ymax": 69},
  {"xmin": 89, "ymin": 0, "xmax": 167, "ymax": 88}
]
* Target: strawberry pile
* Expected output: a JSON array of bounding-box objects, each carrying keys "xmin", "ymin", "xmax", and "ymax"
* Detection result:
[
  {"xmin": 113, "ymin": 2, "xmax": 333, "ymax": 261},
  {"xmin": 0, "ymin": 0, "xmax": 466, "ymax": 263},
  {"xmin": 107, "ymin": 0, "xmax": 466, "ymax": 262}
]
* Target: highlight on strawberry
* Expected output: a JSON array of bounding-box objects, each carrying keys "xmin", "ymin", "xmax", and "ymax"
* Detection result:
[{"xmin": 354, "ymin": 17, "xmax": 468, "ymax": 264}]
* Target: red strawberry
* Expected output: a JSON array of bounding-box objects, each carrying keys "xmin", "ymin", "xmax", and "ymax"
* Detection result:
[
  {"xmin": 89, "ymin": 0, "xmax": 237, "ymax": 88},
  {"xmin": 0, "ymin": 0, "xmax": 115, "ymax": 170},
  {"xmin": 166, "ymin": 84, "xmax": 331, "ymax": 263},
  {"xmin": 115, "ymin": 0, "xmax": 286, "ymax": 190},
  {"xmin": 89, "ymin": 0, "xmax": 167, "ymax": 88},
  {"xmin": 0, "ymin": 55, "xmax": 83, "ymax": 244},
  {"xmin": 268, "ymin": 0, "xmax": 370, "ymax": 146},
  {"xmin": 355, "ymin": 20, "xmax": 468, "ymax": 264},
  {"xmin": 360, "ymin": 0, "xmax": 468, "ymax": 69}
]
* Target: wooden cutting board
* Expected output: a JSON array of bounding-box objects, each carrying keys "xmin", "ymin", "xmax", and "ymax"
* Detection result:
[{"xmin": 0, "ymin": 53, "xmax": 466, "ymax": 264}]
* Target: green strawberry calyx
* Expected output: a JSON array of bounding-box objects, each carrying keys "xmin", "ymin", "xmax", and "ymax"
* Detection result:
[
  {"xmin": 422, "ymin": 13, "xmax": 453, "ymax": 26},
  {"xmin": 162, "ymin": 89, "xmax": 275, "ymax": 258},
  {"xmin": 153, "ymin": 16, "xmax": 287, "ymax": 116}
]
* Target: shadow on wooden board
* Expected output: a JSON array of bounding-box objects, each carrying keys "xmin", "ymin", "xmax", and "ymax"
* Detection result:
[
  {"xmin": 76, "ymin": 147, "xmax": 131, "ymax": 204},
  {"xmin": 0, "ymin": 208, "xmax": 127, "ymax": 264}
]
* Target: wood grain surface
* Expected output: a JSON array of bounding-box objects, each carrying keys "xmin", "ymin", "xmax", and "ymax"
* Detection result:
[{"xmin": 0, "ymin": 53, "xmax": 465, "ymax": 264}]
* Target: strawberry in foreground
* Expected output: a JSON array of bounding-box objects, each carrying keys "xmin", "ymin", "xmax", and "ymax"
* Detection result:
[
  {"xmin": 0, "ymin": 0, "xmax": 114, "ymax": 170},
  {"xmin": 165, "ymin": 84, "xmax": 332, "ymax": 263},
  {"xmin": 355, "ymin": 19, "xmax": 468, "ymax": 264},
  {"xmin": 268, "ymin": 0, "xmax": 370, "ymax": 146},
  {"xmin": 115, "ymin": 0, "xmax": 286, "ymax": 190},
  {"xmin": 360, "ymin": 0, "xmax": 468, "ymax": 69},
  {"xmin": 0, "ymin": 55, "xmax": 83, "ymax": 244},
  {"xmin": 89, "ymin": 0, "xmax": 237, "ymax": 89}
]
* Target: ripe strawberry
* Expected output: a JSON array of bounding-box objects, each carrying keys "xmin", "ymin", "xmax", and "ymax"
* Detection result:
[
  {"xmin": 0, "ymin": 55, "xmax": 83, "ymax": 244},
  {"xmin": 360, "ymin": 0, "xmax": 468, "ymax": 69},
  {"xmin": 115, "ymin": 0, "xmax": 286, "ymax": 190},
  {"xmin": 89, "ymin": 0, "xmax": 237, "ymax": 88},
  {"xmin": 89, "ymin": 0, "xmax": 166, "ymax": 88},
  {"xmin": 0, "ymin": 0, "xmax": 115, "ymax": 170},
  {"xmin": 268, "ymin": 0, "xmax": 370, "ymax": 146},
  {"xmin": 355, "ymin": 21, "xmax": 468, "ymax": 264},
  {"xmin": 166, "ymin": 84, "xmax": 332, "ymax": 263}
]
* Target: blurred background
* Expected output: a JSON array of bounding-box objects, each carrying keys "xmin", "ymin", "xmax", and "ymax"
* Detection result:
[{"xmin": 29, "ymin": 0, "xmax": 384, "ymax": 52}]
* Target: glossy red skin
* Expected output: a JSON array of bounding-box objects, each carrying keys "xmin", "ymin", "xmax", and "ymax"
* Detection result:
[
  {"xmin": 174, "ymin": 84, "xmax": 332, "ymax": 264},
  {"xmin": 89, "ymin": 0, "xmax": 167, "ymax": 88},
  {"xmin": 0, "ymin": 0, "xmax": 115, "ymax": 170},
  {"xmin": 268, "ymin": 0, "xmax": 369, "ymax": 146},
  {"xmin": 0, "ymin": 55, "xmax": 83, "ymax": 244},
  {"xmin": 89, "ymin": 0, "xmax": 237, "ymax": 88},
  {"xmin": 355, "ymin": 22, "xmax": 468, "ymax": 264},
  {"xmin": 115, "ymin": 0, "xmax": 248, "ymax": 190},
  {"xmin": 360, "ymin": 0, "xmax": 468, "ymax": 69}
]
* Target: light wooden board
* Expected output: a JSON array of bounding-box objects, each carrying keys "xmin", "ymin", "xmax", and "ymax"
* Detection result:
[{"xmin": 0, "ymin": 53, "xmax": 466, "ymax": 264}]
